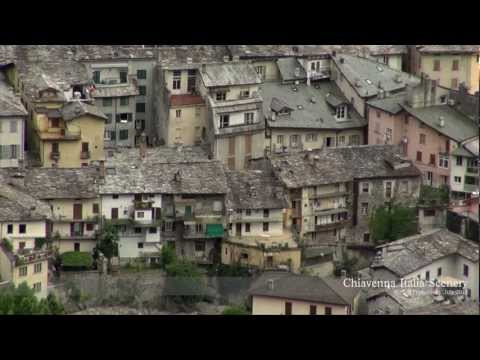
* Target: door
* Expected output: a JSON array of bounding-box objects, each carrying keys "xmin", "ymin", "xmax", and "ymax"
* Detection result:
[
  {"xmin": 111, "ymin": 208, "xmax": 119, "ymax": 219},
  {"xmin": 235, "ymin": 223, "xmax": 242, "ymax": 236},
  {"xmin": 285, "ymin": 302, "xmax": 292, "ymax": 315},
  {"xmin": 74, "ymin": 243, "xmax": 80, "ymax": 252},
  {"xmin": 73, "ymin": 204, "xmax": 83, "ymax": 220},
  {"xmin": 266, "ymin": 256, "xmax": 274, "ymax": 268},
  {"xmin": 185, "ymin": 206, "xmax": 192, "ymax": 218}
]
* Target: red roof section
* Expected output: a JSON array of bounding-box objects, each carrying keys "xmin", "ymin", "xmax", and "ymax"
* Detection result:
[{"xmin": 170, "ymin": 94, "xmax": 205, "ymax": 107}]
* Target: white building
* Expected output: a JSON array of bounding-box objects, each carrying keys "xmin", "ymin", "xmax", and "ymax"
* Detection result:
[{"xmin": 450, "ymin": 136, "xmax": 479, "ymax": 199}]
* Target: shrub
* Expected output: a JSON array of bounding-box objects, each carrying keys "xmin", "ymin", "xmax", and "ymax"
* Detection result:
[
  {"xmin": 61, "ymin": 252, "xmax": 93, "ymax": 269},
  {"xmin": 2, "ymin": 238, "xmax": 13, "ymax": 253},
  {"xmin": 160, "ymin": 245, "xmax": 176, "ymax": 269},
  {"xmin": 222, "ymin": 305, "xmax": 249, "ymax": 315}
]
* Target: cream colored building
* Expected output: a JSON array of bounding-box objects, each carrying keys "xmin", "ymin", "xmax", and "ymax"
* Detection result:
[
  {"xmin": 449, "ymin": 137, "xmax": 479, "ymax": 198},
  {"xmin": 222, "ymin": 170, "xmax": 301, "ymax": 272},
  {"xmin": 408, "ymin": 45, "xmax": 480, "ymax": 94},
  {"xmin": 249, "ymin": 272, "xmax": 350, "ymax": 315}
]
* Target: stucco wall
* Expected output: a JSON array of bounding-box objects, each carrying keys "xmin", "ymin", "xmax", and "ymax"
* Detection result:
[
  {"xmin": 0, "ymin": 116, "xmax": 24, "ymax": 168},
  {"xmin": 251, "ymin": 295, "xmax": 348, "ymax": 315},
  {"xmin": 167, "ymin": 104, "xmax": 207, "ymax": 146}
]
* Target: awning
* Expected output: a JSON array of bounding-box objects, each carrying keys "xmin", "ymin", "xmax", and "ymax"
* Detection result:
[{"xmin": 206, "ymin": 224, "xmax": 224, "ymax": 237}]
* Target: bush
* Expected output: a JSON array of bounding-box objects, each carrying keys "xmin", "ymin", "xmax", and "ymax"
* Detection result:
[
  {"xmin": 165, "ymin": 260, "xmax": 206, "ymax": 305},
  {"xmin": 61, "ymin": 252, "xmax": 93, "ymax": 269},
  {"xmin": 222, "ymin": 305, "xmax": 249, "ymax": 315},
  {"xmin": 2, "ymin": 238, "xmax": 13, "ymax": 253},
  {"xmin": 160, "ymin": 245, "xmax": 176, "ymax": 269}
]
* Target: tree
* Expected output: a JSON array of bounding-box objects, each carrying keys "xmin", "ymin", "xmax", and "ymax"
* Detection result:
[
  {"xmin": 96, "ymin": 220, "xmax": 119, "ymax": 260},
  {"xmin": 0, "ymin": 282, "xmax": 65, "ymax": 315},
  {"xmin": 222, "ymin": 305, "xmax": 250, "ymax": 315},
  {"xmin": 164, "ymin": 260, "xmax": 206, "ymax": 305},
  {"xmin": 160, "ymin": 244, "xmax": 176, "ymax": 269},
  {"xmin": 369, "ymin": 203, "xmax": 417, "ymax": 245}
]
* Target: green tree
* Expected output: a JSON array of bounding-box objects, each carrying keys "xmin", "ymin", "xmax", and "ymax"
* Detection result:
[
  {"xmin": 160, "ymin": 244, "xmax": 176, "ymax": 269},
  {"xmin": 165, "ymin": 260, "xmax": 206, "ymax": 305},
  {"xmin": 96, "ymin": 220, "xmax": 120, "ymax": 260},
  {"xmin": 369, "ymin": 204, "xmax": 417, "ymax": 245},
  {"xmin": 0, "ymin": 282, "xmax": 65, "ymax": 315}
]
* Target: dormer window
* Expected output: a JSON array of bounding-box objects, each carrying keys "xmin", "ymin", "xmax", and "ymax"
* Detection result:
[
  {"xmin": 336, "ymin": 105, "xmax": 346, "ymax": 120},
  {"xmin": 240, "ymin": 90, "xmax": 250, "ymax": 99},
  {"xmin": 219, "ymin": 114, "xmax": 229, "ymax": 129},
  {"xmin": 216, "ymin": 91, "xmax": 226, "ymax": 101}
]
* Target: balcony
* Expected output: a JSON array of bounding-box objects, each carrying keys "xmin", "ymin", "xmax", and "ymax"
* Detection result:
[
  {"xmin": 309, "ymin": 69, "xmax": 331, "ymax": 81},
  {"xmin": 315, "ymin": 219, "xmax": 350, "ymax": 231},
  {"xmin": 80, "ymin": 150, "xmax": 91, "ymax": 160},
  {"xmin": 15, "ymin": 249, "xmax": 52, "ymax": 266},
  {"xmin": 463, "ymin": 184, "xmax": 479, "ymax": 193},
  {"xmin": 310, "ymin": 191, "xmax": 348, "ymax": 200},
  {"xmin": 313, "ymin": 206, "xmax": 348, "ymax": 215},
  {"xmin": 50, "ymin": 152, "xmax": 60, "ymax": 160},
  {"xmin": 229, "ymin": 212, "xmax": 283, "ymax": 223},
  {"xmin": 134, "ymin": 200, "xmax": 154, "ymax": 211},
  {"xmin": 466, "ymin": 167, "xmax": 479, "ymax": 176}
]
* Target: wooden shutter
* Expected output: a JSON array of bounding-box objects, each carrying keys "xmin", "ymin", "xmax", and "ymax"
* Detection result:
[
  {"xmin": 73, "ymin": 204, "xmax": 83, "ymax": 220},
  {"xmin": 245, "ymin": 134, "xmax": 252, "ymax": 155}
]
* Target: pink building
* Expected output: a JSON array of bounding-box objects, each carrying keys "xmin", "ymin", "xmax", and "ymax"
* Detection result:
[{"xmin": 367, "ymin": 77, "xmax": 478, "ymax": 188}]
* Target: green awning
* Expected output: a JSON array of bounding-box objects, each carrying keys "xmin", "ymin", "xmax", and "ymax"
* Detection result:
[{"xmin": 206, "ymin": 224, "xmax": 224, "ymax": 237}]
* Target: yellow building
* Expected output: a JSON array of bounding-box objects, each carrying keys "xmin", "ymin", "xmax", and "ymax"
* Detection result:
[
  {"xmin": 409, "ymin": 45, "xmax": 479, "ymax": 94},
  {"xmin": 248, "ymin": 272, "xmax": 351, "ymax": 315},
  {"xmin": 31, "ymin": 100, "xmax": 106, "ymax": 168},
  {"xmin": 0, "ymin": 177, "xmax": 53, "ymax": 299},
  {"xmin": 222, "ymin": 170, "xmax": 301, "ymax": 272}
]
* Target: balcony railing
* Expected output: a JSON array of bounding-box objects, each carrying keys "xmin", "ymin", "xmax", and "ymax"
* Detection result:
[
  {"xmin": 466, "ymin": 167, "xmax": 479, "ymax": 175},
  {"xmin": 315, "ymin": 219, "xmax": 350, "ymax": 231},
  {"xmin": 313, "ymin": 206, "xmax": 348, "ymax": 214},
  {"xmin": 310, "ymin": 191, "xmax": 348, "ymax": 200},
  {"xmin": 80, "ymin": 150, "xmax": 91, "ymax": 160},
  {"xmin": 15, "ymin": 249, "xmax": 52, "ymax": 266}
]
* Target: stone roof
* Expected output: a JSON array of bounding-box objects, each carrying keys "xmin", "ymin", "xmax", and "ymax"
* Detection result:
[
  {"xmin": 405, "ymin": 301, "xmax": 480, "ymax": 315},
  {"xmin": 402, "ymin": 104, "xmax": 478, "ymax": 142},
  {"xmin": 100, "ymin": 146, "xmax": 228, "ymax": 195},
  {"xmin": 92, "ymin": 83, "xmax": 139, "ymax": 98},
  {"xmin": 416, "ymin": 45, "xmax": 480, "ymax": 54},
  {"xmin": 332, "ymin": 54, "xmax": 420, "ymax": 98},
  {"xmin": 157, "ymin": 45, "xmax": 230, "ymax": 69},
  {"xmin": 260, "ymin": 81, "xmax": 366, "ymax": 130},
  {"xmin": 0, "ymin": 73, "xmax": 27, "ymax": 117},
  {"xmin": 248, "ymin": 271, "xmax": 348, "ymax": 306},
  {"xmin": 61, "ymin": 101, "xmax": 107, "ymax": 121},
  {"xmin": 0, "ymin": 175, "xmax": 53, "ymax": 222},
  {"xmin": 276, "ymin": 57, "xmax": 307, "ymax": 82},
  {"xmin": 373, "ymin": 229, "xmax": 479, "ymax": 278},
  {"xmin": 225, "ymin": 170, "xmax": 288, "ymax": 210},
  {"xmin": 74, "ymin": 45, "xmax": 157, "ymax": 61},
  {"xmin": 200, "ymin": 63, "xmax": 261, "ymax": 88},
  {"xmin": 17, "ymin": 167, "xmax": 100, "ymax": 200},
  {"xmin": 367, "ymin": 93, "xmax": 408, "ymax": 115},
  {"xmin": 367, "ymin": 286, "xmax": 436, "ymax": 314},
  {"xmin": 270, "ymin": 145, "xmax": 420, "ymax": 189}
]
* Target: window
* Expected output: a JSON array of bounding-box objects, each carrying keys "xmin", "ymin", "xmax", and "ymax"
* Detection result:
[
  {"xmin": 216, "ymin": 91, "xmax": 226, "ymax": 101},
  {"xmin": 337, "ymin": 135, "xmax": 345, "ymax": 146},
  {"xmin": 309, "ymin": 305, "xmax": 317, "ymax": 315},
  {"xmin": 285, "ymin": 302, "xmax": 292, "ymax": 315},
  {"xmin": 138, "ymin": 242, "xmax": 144, "ymax": 249},
  {"xmin": 118, "ymin": 113, "xmax": 132, "ymax": 122},
  {"xmin": 454, "ymin": 176, "xmax": 462, "ymax": 183},
  {"xmin": 419, "ymin": 134, "xmax": 426, "ymax": 145},
  {"xmin": 467, "ymin": 289, "xmax": 472, "ymax": 298},
  {"xmin": 93, "ymin": 70, "xmax": 100, "ymax": 84},
  {"xmin": 451, "ymin": 78, "xmax": 458, "ymax": 89},
  {"xmin": 240, "ymin": 89, "xmax": 250, "ymax": 98},
  {"xmin": 244, "ymin": 112, "xmax": 254, "ymax": 124},
  {"xmin": 255, "ymin": 66, "xmax": 265, "ymax": 76},
  {"xmin": 120, "ymin": 70, "xmax": 128, "ymax": 83},
  {"xmin": 245, "ymin": 209, "xmax": 251, "ymax": 216},
  {"xmin": 385, "ymin": 128, "xmax": 392, "ymax": 142},
  {"xmin": 456, "ymin": 156, "xmax": 463, "ymax": 166},
  {"xmin": 136, "ymin": 103, "xmax": 146, "ymax": 113},
  {"xmin": 195, "ymin": 241, "xmax": 205, "ymax": 252},
  {"xmin": 452, "ymin": 60, "xmax": 459, "ymax": 71},
  {"xmin": 137, "ymin": 69, "xmax": 147, "ymax": 79},
  {"xmin": 416, "ymin": 151, "xmax": 422, "ymax": 162},
  {"xmin": 33, "ymin": 283, "xmax": 42, "ymax": 293},
  {"xmin": 104, "ymin": 113, "xmax": 113, "ymax": 124},
  {"xmin": 34, "ymin": 263, "xmax": 42, "ymax": 274},
  {"xmin": 290, "ymin": 134, "xmax": 299, "ymax": 147},
  {"xmin": 427, "ymin": 171, "xmax": 433, "ymax": 183},
  {"xmin": 363, "ymin": 233, "xmax": 370, "ymax": 242},
  {"xmin": 324, "ymin": 307, "xmax": 332, "ymax": 315},
  {"xmin": 137, "ymin": 211, "xmax": 145, "ymax": 219},
  {"xmin": 400, "ymin": 180, "xmax": 409, "ymax": 193},
  {"xmin": 92, "ymin": 203, "xmax": 99, "ymax": 214},
  {"xmin": 111, "ymin": 208, "xmax": 119, "ymax": 219},
  {"xmin": 430, "ymin": 154, "xmax": 436, "ymax": 165},
  {"xmin": 437, "ymin": 267, "xmax": 442, "ymax": 277},
  {"xmin": 425, "ymin": 271, "xmax": 430, "ymax": 281},
  {"xmin": 361, "ymin": 202, "xmax": 369, "ymax": 216},
  {"xmin": 219, "ymin": 115, "xmax": 229, "ymax": 128},
  {"xmin": 349, "ymin": 135, "xmax": 360, "ymax": 146},
  {"xmin": 263, "ymin": 222, "xmax": 269, "ymax": 232},
  {"xmin": 19, "ymin": 266, "xmax": 27, "ymax": 277},
  {"xmin": 360, "ymin": 182, "xmax": 369, "ymax": 194},
  {"xmin": 245, "ymin": 223, "xmax": 251, "ymax": 233},
  {"xmin": 336, "ymin": 106, "xmax": 346, "ymax": 119},
  {"xmin": 10, "ymin": 120, "xmax": 17, "ymax": 133},
  {"xmin": 172, "ymin": 70, "xmax": 181, "ymax": 90},
  {"xmin": 384, "ymin": 181, "xmax": 393, "ymax": 199},
  {"xmin": 149, "ymin": 227, "xmax": 157, "ymax": 234},
  {"xmin": 19, "ymin": 224, "xmax": 26, "ymax": 234},
  {"xmin": 326, "ymin": 137, "xmax": 334, "ymax": 147},
  {"xmin": 7, "ymin": 224, "xmax": 13, "ymax": 234},
  {"xmin": 463, "ymin": 264, "xmax": 469, "ymax": 277},
  {"xmin": 433, "ymin": 59, "xmax": 440, "ymax": 71},
  {"xmin": 138, "ymin": 86, "xmax": 146, "ymax": 96},
  {"xmin": 109, "ymin": 131, "xmax": 116, "ymax": 141},
  {"xmin": 102, "ymin": 98, "xmax": 112, "ymax": 107},
  {"xmin": 263, "ymin": 209, "xmax": 270, "ymax": 218},
  {"xmin": 86, "ymin": 223, "xmax": 94, "ymax": 231},
  {"xmin": 439, "ymin": 155, "xmax": 449, "ymax": 168},
  {"xmin": 277, "ymin": 135, "xmax": 284, "ymax": 145},
  {"xmin": 119, "ymin": 130, "xmax": 129, "ymax": 141},
  {"xmin": 112, "ymin": 194, "xmax": 119, "ymax": 199},
  {"xmin": 306, "ymin": 133, "xmax": 318, "ymax": 142},
  {"xmin": 120, "ymin": 97, "xmax": 129, "ymax": 106}
]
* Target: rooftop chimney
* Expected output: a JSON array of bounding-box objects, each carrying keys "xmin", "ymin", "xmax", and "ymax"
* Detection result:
[{"xmin": 439, "ymin": 116, "xmax": 445, "ymax": 127}]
